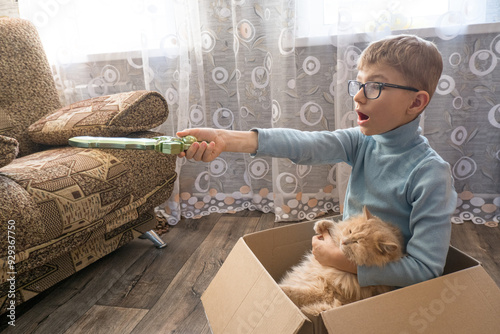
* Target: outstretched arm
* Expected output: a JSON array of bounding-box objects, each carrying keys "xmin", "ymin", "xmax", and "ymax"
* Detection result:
[{"xmin": 176, "ymin": 128, "xmax": 258, "ymax": 162}]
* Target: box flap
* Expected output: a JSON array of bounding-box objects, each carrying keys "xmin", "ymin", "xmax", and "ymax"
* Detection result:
[
  {"xmin": 244, "ymin": 220, "xmax": 315, "ymax": 281},
  {"xmin": 321, "ymin": 266, "xmax": 500, "ymax": 333},
  {"xmin": 243, "ymin": 217, "xmax": 342, "ymax": 281},
  {"xmin": 443, "ymin": 245, "xmax": 480, "ymax": 274},
  {"xmin": 201, "ymin": 238, "xmax": 309, "ymax": 334}
]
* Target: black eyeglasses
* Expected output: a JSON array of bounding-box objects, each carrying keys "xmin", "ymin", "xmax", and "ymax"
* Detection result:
[{"xmin": 348, "ymin": 80, "xmax": 419, "ymax": 100}]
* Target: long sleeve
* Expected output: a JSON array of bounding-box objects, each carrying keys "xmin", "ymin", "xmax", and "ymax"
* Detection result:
[{"xmin": 253, "ymin": 127, "xmax": 360, "ymax": 165}]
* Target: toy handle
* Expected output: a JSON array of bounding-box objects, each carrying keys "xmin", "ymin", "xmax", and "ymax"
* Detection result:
[{"xmin": 154, "ymin": 135, "xmax": 207, "ymax": 154}]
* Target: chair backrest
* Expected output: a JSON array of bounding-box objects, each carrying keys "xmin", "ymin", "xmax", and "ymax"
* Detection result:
[{"xmin": 0, "ymin": 17, "xmax": 62, "ymax": 156}]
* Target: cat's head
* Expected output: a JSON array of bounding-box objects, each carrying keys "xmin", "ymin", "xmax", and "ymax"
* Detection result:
[{"xmin": 335, "ymin": 206, "xmax": 404, "ymax": 267}]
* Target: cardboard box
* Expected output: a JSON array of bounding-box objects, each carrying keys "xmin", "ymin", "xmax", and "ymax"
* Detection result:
[{"xmin": 201, "ymin": 218, "xmax": 500, "ymax": 334}]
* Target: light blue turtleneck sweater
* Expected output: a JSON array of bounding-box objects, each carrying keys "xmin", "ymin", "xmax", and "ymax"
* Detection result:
[{"xmin": 254, "ymin": 116, "xmax": 457, "ymax": 287}]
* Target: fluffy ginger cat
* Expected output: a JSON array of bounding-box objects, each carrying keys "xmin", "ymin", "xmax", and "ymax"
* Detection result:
[{"xmin": 279, "ymin": 206, "xmax": 404, "ymax": 316}]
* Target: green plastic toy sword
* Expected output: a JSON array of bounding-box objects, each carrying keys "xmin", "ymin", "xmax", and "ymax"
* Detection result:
[{"xmin": 68, "ymin": 135, "xmax": 202, "ymax": 155}]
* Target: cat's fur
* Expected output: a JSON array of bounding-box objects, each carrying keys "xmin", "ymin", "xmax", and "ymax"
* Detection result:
[{"xmin": 279, "ymin": 206, "xmax": 404, "ymax": 316}]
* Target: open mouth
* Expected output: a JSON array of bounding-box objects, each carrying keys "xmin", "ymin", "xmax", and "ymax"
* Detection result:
[{"xmin": 357, "ymin": 111, "xmax": 369, "ymax": 121}]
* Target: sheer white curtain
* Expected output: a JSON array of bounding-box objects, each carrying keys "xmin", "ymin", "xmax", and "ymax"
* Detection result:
[{"xmin": 19, "ymin": 0, "xmax": 500, "ymax": 226}]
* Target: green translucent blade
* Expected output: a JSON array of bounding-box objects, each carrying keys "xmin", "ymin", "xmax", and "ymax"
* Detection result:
[{"xmin": 68, "ymin": 136, "xmax": 159, "ymax": 150}]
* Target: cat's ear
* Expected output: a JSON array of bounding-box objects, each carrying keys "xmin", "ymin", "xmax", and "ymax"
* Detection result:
[
  {"xmin": 363, "ymin": 206, "xmax": 374, "ymax": 220},
  {"xmin": 377, "ymin": 241, "xmax": 399, "ymax": 255}
]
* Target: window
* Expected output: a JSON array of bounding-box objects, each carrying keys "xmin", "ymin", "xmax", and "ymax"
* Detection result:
[
  {"xmin": 296, "ymin": 0, "xmax": 500, "ymax": 45},
  {"xmin": 19, "ymin": 0, "xmax": 176, "ymax": 59}
]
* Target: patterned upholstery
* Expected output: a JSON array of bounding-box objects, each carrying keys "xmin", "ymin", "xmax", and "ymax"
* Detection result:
[
  {"xmin": 28, "ymin": 91, "xmax": 168, "ymax": 146},
  {"xmin": 0, "ymin": 17, "xmax": 176, "ymax": 313},
  {"xmin": 0, "ymin": 135, "xmax": 18, "ymax": 168},
  {"xmin": 0, "ymin": 17, "xmax": 62, "ymax": 157}
]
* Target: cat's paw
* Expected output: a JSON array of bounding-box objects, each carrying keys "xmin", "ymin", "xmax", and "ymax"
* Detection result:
[
  {"xmin": 301, "ymin": 302, "xmax": 334, "ymax": 317},
  {"xmin": 279, "ymin": 285, "xmax": 303, "ymax": 306},
  {"xmin": 279, "ymin": 284, "xmax": 292, "ymax": 295},
  {"xmin": 333, "ymin": 299, "xmax": 343, "ymax": 308},
  {"xmin": 314, "ymin": 220, "xmax": 334, "ymax": 235}
]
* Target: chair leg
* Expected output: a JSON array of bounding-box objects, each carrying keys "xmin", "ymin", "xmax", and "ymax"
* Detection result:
[{"xmin": 139, "ymin": 230, "xmax": 167, "ymax": 249}]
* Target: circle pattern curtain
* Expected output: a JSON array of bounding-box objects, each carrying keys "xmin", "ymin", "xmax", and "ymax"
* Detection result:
[{"xmin": 18, "ymin": 0, "xmax": 500, "ymax": 226}]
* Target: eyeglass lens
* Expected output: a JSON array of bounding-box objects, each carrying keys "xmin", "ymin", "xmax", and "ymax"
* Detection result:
[
  {"xmin": 348, "ymin": 81, "xmax": 381, "ymax": 99},
  {"xmin": 364, "ymin": 83, "xmax": 381, "ymax": 98}
]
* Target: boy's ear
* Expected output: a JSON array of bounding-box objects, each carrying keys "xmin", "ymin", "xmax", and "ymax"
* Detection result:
[{"xmin": 407, "ymin": 91, "xmax": 430, "ymax": 115}]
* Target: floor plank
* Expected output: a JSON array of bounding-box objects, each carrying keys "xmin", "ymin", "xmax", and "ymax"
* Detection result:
[
  {"xmin": 64, "ymin": 305, "xmax": 148, "ymax": 334},
  {"xmin": 97, "ymin": 213, "xmax": 222, "ymax": 309},
  {"xmin": 129, "ymin": 211, "xmax": 263, "ymax": 334},
  {"xmin": 2, "ymin": 238, "xmax": 152, "ymax": 334},
  {"xmin": 450, "ymin": 221, "xmax": 500, "ymax": 287}
]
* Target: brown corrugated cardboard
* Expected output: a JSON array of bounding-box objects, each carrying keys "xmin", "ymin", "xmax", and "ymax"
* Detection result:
[{"xmin": 201, "ymin": 218, "xmax": 500, "ymax": 334}]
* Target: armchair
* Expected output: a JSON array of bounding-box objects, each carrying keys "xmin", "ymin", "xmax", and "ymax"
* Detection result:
[{"xmin": 0, "ymin": 18, "xmax": 176, "ymax": 313}]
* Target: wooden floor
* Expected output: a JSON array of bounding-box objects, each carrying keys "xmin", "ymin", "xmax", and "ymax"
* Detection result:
[{"xmin": 2, "ymin": 210, "xmax": 499, "ymax": 334}]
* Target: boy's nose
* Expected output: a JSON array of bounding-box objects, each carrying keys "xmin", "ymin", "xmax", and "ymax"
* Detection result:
[{"xmin": 353, "ymin": 88, "xmax": 366, "ymax": 104}]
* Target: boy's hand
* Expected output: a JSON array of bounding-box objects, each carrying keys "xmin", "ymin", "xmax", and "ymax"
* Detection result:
[
  {"xmin": 312, "ymin": 231, "xmax": 357, "ymax": 274},
  {"xmin": 312, "ymin": 232, "xmax": 338, "ymax": 267},
  {"xmin": 176, "ymin": 129, "xmax": 258, "ymax": 162},
  {"xmin": 176, "ymin": 128, "xmax": 224, "ymax": 162}
]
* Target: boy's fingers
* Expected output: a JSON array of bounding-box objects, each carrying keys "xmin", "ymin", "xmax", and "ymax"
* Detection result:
[
  {"xmin": 202, "ymin": 142, "xmax": 217, "ymax": 162},
  {"xmin": 202, "ymin": 144, "xmax": 213, "ymax": 162},
  {"xmin": 178, "ymin": 136, "xmax": 219, "ymax": 162},
  {"xmin": 184, "ymin": 142, "xmax": 199, "ymax": 160},
  {"xmin": 312, "ymin": 235, "xmax": 322, "ymax": 247},
  {"xmin": 176, "ymin": 130, "xmax": 188, "ymax": 137},
  {"xmin": 312, "ymin": 235, "xmax": 322, "ymax": 241},
  {"xmin": 193, "ymin": 141, "xmax": 207, "ymax": 161}
]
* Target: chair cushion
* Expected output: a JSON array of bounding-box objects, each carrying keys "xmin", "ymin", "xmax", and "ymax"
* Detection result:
[
  {"xmin": 28, "ymin": 91, "xmax": 169, "ymax": 146},
  {"xmin": 0, "ymin": 135, "xmax": 19, "ymax": 168}
]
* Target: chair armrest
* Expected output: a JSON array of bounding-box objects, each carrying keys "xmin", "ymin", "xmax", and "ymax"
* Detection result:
[{"xmin": 27, "ymin": 91, "xmax": 168, "ymax": 146}]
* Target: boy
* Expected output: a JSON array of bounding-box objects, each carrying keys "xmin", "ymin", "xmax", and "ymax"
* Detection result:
[{"xmin": 177, "ymin": 34, "xmax": 457, "ymax": 288}]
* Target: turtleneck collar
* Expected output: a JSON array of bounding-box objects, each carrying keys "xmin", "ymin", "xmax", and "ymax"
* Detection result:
[{"xmin": 371, "ymin": 116, "xmax": 423, "ymax": 149}]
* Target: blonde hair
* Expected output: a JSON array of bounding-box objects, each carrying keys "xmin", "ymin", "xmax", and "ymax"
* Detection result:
[{"xmin": 357, "ymin": 34, "xmax": 443, "ymax": 100}]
